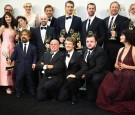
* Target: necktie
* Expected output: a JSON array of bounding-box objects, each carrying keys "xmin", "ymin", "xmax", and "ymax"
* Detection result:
[
  {"xmin": 87, "ymin": 19, "xmax": 91, "ymax": 31},
  {"xmin": 109, "ymin": 17, "xmax": 114, "ymax": 30},
  {"xmin": 50, "ymin": 52, "xmax": 54, "ymax": 62},
  {"xmin": 24, "ymin": 43, "xmax": 27, "ymax": 55},
  {"xmin": 85, "ymin": 50, "xmax": 91, "ymax": 62},
  {"xmin": 66, "ymin": 16, "xmax": 71, "ymax": 20},
  {"xmin": 66, "ymin": 53, "xmax": 70, "ymax": 58},
  {"xmin": 41, "ymin": 27, "xmax": 47, "ymax": 30}
]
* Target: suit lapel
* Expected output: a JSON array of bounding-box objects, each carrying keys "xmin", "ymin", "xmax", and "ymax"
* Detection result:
[{"xmin": 68, "ymin": 51, "xmax": 75, "ymax": 68}]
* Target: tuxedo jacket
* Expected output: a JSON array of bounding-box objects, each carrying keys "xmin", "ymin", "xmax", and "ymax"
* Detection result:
[
  {"xmin": 82, "ymin": 17, "xmax": 106, "ymax": 46},
  {"xmin": 10, "ymin": 43, "xmax": 37, "ymax": 75},
  {"xmin": 103, "ymin": 14, "xmax": 128, "ymax": 50},
  {"xmin": 65, "ymin": 51, "xmax": 88, "ymax": 79},
  {"xmin": 36, "ymin": 51, "xmax": 65, "ymax": 78},
  {"xmin": 56, "ymin": 15, "xmax": 82, "ymax": 40},
  {"xmin": 82, "ymin": 46, "xmax": 107, "ymax": 77},
  {"xmin": 33, "ymin": 26, "xmax": 55, "ymax": 60},
  {"xmin": 50, "ymin": 17, "xmax": 57, "ymax": 28}
]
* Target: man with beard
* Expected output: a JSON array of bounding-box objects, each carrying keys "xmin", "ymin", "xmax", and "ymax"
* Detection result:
[
  {"xmin": 8, "ymin": 29, "xmax": 37, "ymax": 97},
  {"xmin": 121, "ymin": 3, "xmax": 135, "ymax": 45},
  {"xmin": 82, "ymin": 3, "xmax": 106, "ymax": 46}
]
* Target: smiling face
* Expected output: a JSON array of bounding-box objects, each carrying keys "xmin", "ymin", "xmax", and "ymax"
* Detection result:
[
  {"xmin": 65, "ymin": 3, "xmax": 74, "ymax": 16},
  {"xmin": 40, "ymin": 15, "xmax": 48, "ymax": 26},
  {"xmin": 87, "ymin": 4, "xmax": 96, "ymax": 17},
  {"xmin": 120, "ymin": 34, "xmax": 126, "ymax": 43},
  {"xmin": 5, "ymin": 14, "xmax": 12, "ymax": 24},
  {"xmin": 18, "ymin": 18, "xmax": 27, "ymax": 28},
  {"xmin": 24, "ymin": 3, "xmax": 32, "ymax": 13},
  {"xmin": 44, "ymin": 7, "xmax": 53, "ymax": 18},
  {"xmin": 110, "ymin": 2, "xmax": 120, "ymax": 16},
  {"xmin": 65, "ymin": 40, "xmax": 75, "ymax": 52},
  {"xmin": 4, "ymin": 5, "xmax": 13, "ymax": 14},
  {"xmin": 50, "ymin": 40, "xmax": 59, "ymax": 52}
]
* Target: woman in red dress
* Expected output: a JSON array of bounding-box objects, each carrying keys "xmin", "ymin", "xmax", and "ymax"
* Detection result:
[{"xmin": 96, "ymin": 29, "xmax": 135, "ymax": 113}]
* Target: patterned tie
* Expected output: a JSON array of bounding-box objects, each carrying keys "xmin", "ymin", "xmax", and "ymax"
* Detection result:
[{"xmin": 109, "ymin": 17, "xmax": 114, "ymax": 30}]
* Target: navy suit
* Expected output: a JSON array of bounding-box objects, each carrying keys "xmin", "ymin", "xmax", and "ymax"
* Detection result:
[
  {"xmin": 10, "ymin": 43, "xmax": 37, "ymax": 94},
  {"xmin": 103, "ymin": 14, "xmax": 128, "ymax": 71},
  {"xmin": 36, "ymin": 51, "xmax": 65, "ymax": 101},
  {"xmin": 33, "ymin": 26, "xmax": 55, "ymax": 60},
  {"xmin": 58, "ymin": 51, "xmax": 88, "ymax": 101},
  {"xmin": 83, "ymin": 46, "xmax": 107, "ymax": 101},
  {"xmin": 50, "ymin": 17, "xmax": 57, "ymax": 28},
  {"xmin": 56, "ymin": 15, "xmax": 82, "ymax": 41},
  {"xmin": 82, "ymin": 17, "xmax": 106, "ymax": 46}
]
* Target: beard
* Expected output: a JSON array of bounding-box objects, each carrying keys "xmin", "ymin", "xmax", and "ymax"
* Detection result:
[{"xmin": 130, "ymin": 13, "xmax": 135, "ymax": 23}]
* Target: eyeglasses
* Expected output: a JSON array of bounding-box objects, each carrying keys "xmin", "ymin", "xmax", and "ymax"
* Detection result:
[{"xmin": 5, "ymin": 9, "xmax": 12, "ymax": 12}]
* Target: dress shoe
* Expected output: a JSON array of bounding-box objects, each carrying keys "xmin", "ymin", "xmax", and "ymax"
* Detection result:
[{"xmin": 71, "ymin": 95, "xmax": 78, "ymax": 105}]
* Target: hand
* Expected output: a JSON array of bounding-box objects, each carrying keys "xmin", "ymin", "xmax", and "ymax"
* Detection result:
[
  {"xmin": 77, "ymin": 41, "xmax": 82, "ymax": 48},
  {"xmin": 45, "ymin": 43, "xmax": 50, "ymax": 49},
  {"xmin": 82, "ymin": 75, "xmax": 85, "ymax": 79},
  {"xmin": 47, "ymin": 65, "xmax": 54, "ymax": 69},
  {"xmin": 40, "ymin": 62, "xmax": 44, "ymax": 65},
  {"xmin": 59, "ymin": 37, "xmax": 65, "ymax": 43},
  {"xmin": 7, "ymin": 59, "xmax": 11, "ymax": 65},
  {"xmin": 32, "ymin": 64, "xmax": 36, "ymax": 70},
  {"xmin": 111, "ymin": 30, "xmax": 117, "ymax": 37},
  {"xmin": 67, "ymin": 74, "xmax": 76, "ymax": 78}
]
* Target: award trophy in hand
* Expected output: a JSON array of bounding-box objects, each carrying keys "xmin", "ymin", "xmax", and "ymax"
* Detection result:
[
  {"xmin": 2, "ymin": 52, "xmax": 14, "ymax": 70},
  {"xmin": 45, "ymin": 35, "xmax": 51, "ymax": 52},
  {"xmin": 60, "ymin": 29, "xmax": 66, "ymax": 48},
  {"xmin": 129, "ymin": 21, "xmax": 134, "ymax": 30},
  {"xmin": 109, "ymin": 22, "xmax": 116, "ymax": 40},
  {"xmin": 69, "ymin": 29, "xmax": 74, "ymax": 36}
]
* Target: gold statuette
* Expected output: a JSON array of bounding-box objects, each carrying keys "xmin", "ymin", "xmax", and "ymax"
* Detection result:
[{"xmin": 109, "ymin": 22, "xmax": 116, "ymax": 40}]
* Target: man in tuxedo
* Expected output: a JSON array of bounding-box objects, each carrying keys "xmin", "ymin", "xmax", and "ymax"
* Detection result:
[
  {"xmin": 56, "ymin": 0, "xmax": 82, "ymax": 47},
  {"xmin": 83, "ymin": 34, "xmax": 107, "ymax": 101},
  {"xmin": 44, "ymin": 4, "xmax": 57, "ymax": 28},
  {"xmin": 103, "ymin": 1, "xmax": 128, "ymax": 71},
  {"xmin": 9, "ymin": 29, "xmax": 37, "ymax": 97},
  {"xmin": 36, "ymin": 39, "xmax": 65, "ymax": 101},
  {"xmin": 82, "ymin": 3, "xmax": 106, "ymax": 46},
  {"xmin": 16, "ymin": 16, "xmax": 35, "ymax": 45},
  {"xmin": 34, "ymin": 15, "xmax": 55, "ymax": 61},
  {"xmin": 58, "ymin": 37, "xmax": 88, "ymax": 104}
]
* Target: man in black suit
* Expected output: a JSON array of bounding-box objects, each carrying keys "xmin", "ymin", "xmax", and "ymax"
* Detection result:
[
  {"xmin": 56, "ymin": 0, "xmax": 82, "ymax": 47},
  {"xmin": 34, "ymin": 15, "xmax": 55, "ymax": 61},
  {"xmin": 44, "ymin": 4, "xmax": 57, "ymax": 28},
  {"xmin": 103, "ymin": 1, "xmax": 128, "ymax": 71},
  {"xmin": 82, "ymin": 3, "xmax": 106, "ymax": 46},
  {"xmin": 83, "ymin": 34, "xmax": 107, "ymax": 101},
  {"xmin": 58, "ymin": 37, "xmax": 88, "ymax": 104},
  {"xmin": 8, "ymin": 29, "xmax": 37, "ymax": 97},
  {"xmin": 36, "ymin": 39, "xmax": 65, "ymax": 101}
]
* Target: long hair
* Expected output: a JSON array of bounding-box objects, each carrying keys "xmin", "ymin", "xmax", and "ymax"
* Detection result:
[{"xmin": 2, "ymin": 12, "xmax": 15, "ymax": 29}]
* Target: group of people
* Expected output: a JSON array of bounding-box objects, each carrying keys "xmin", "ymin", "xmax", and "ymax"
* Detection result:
[{"xmin": 0, "ymin": 0, "xmax": 135, "ymax": 113}]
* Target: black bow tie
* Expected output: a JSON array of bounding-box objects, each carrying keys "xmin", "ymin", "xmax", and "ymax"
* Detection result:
[
  {"xmin": 66, "ymin": 16, "xmax": 71, "ymax": 20},
  {"xmin": 66, "ymin": 53, "xmax": 70, "ymax": 57},
  {"xmin": 48, "ymin": 18, "xmax": 51, "ymax": 21},
  {"xmin": 41, "ymin": 27, "xmax": 47, "ymax": 30}
]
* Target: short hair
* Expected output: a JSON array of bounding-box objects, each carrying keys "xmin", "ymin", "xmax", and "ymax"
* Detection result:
[
  {"xmin": 44, "ymin": 4, "xmax": 54, "ymax": 11},
  {"xmin": 65, "ymin": 0, "xmax": 74, "ymax": 7},
  {"xmin": 2, "ymin": 12, "xmax": 15, "ymax": 29},
  {"xmin": 16, "ymin": 16, "xmax": 28, "ymax": 24},
  {"xmin": 110, "ymin": 1, "xmax": 120, "ymax": 10},
  {"xmin": 23, "ymin": 2, "xmax": 32, "ymax": 8},
  {"xmin": 65, "ymin": 37, "xmax": 76, "ymax": 46},
  {"xmin": 86, "ymin": 32, "xmax": 97, "ymax": 41},
  {"xmin": 87, "ymin": 3, "xmax": 96, "ymax": 9},
  {"xmin": 21, "ymin": 29, "xmax": 31, "ymax": 37},
  {"xmin": 4, "ymin": 4, "xmax": 13, "ymax": 12},
  {"xmin": 128, "ymin": 3, "xmax": 135, "ymax": 13},
  {"xmin": 121, "ymin": 29, "xmax": 135, "ymax": 45}
]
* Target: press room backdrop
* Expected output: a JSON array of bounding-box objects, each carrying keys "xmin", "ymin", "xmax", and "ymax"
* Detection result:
[{"xmin": 1, "ymin": 0, "xmax": 135, "ymax": 21}]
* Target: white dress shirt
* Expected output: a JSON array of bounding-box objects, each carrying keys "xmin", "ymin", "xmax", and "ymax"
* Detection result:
[
  {"xmin": 108, "ymin": 14, "xmax": 118, "ymax": 28},
  {"xmin": 23, "ymin": 42, "xmax": 29, "ymax": 54},
  {"xmin": 65, "ymin": 15, "xmax": 73, "ymax": 33},
  {"xmin": 86, "ymin": 15, "xmax": 95, "ymax": 31},
  {"xmin": 40, "ymin": 25, "xmax": 47, "ymax": 43}
]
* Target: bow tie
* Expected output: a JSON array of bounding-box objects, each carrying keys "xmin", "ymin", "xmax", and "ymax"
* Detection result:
[
  {"xmin": 48, "ymin": 18, "xmax": 51, "ymax": 21},
  {"xmin": 41, "ymin": 27, "xmax": 47, "ymax": 30},
  {"xmin": 66, "ymin": 53, "xmax": 70, "ymax": 57},
  {"xmin": 66, "ymin": 16, "xmax": 71, "ymax": 20}
]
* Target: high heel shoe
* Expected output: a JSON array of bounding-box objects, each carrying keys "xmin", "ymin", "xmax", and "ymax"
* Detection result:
[{"xmin": 6, "ymin": 88, "xmax": 12, "ymax": 94}]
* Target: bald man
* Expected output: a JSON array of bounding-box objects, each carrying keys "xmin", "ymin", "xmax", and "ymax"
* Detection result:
[
  {"xmin": 33, "ymin": 15, "xmax": 56, "ymax": 60},
  {"xmin": 36, "ymin": 39, "xmax": 65, "ymax": 101}
]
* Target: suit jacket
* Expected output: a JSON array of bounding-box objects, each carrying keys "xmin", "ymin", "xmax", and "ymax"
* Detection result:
[
  {"xmin": 83, "ymin": 46, "xmax": 107, "ymax": 77},
  {"xmin": 104, "ymin": 14, "xmax": 128, "ymax": 50},
  {"xmin": 56, "ymin": 15, "xmax": 82, "ymax": 41},
  {"xmin": 10, "ymin": 43, "xmax": 37, "ymax": 75},
  {"xmin": 82, "ymin": 17, "xmax": 106, "ymax": 46},
  {"xmin": 36, "ymin": 51, "xmax": 65, "ymax": 78},
  {"xmin": 50, "ymin": 17, "xmax": 57, "ymax": 28},
  {"xmin": 0, "ymin": 17, "xmax": 2, "ymax": 27},
  {"xmin": 33, "ymin": 26, "xmax": 55, "ymax": 60},
  {"xmin": 65, "ymin": 51, "xmax": 88, "ymax": 79}
]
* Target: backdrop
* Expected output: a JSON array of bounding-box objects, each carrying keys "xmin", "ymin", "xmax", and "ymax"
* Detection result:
[{"xmin": 1, "ymin": 0, "xmax": 135, "ymax": 21}]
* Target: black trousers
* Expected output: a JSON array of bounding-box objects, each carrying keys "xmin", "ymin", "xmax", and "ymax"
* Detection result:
[{"xmin": 58, "ymin": 78, "xmax": 84, "ymax": 101}]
